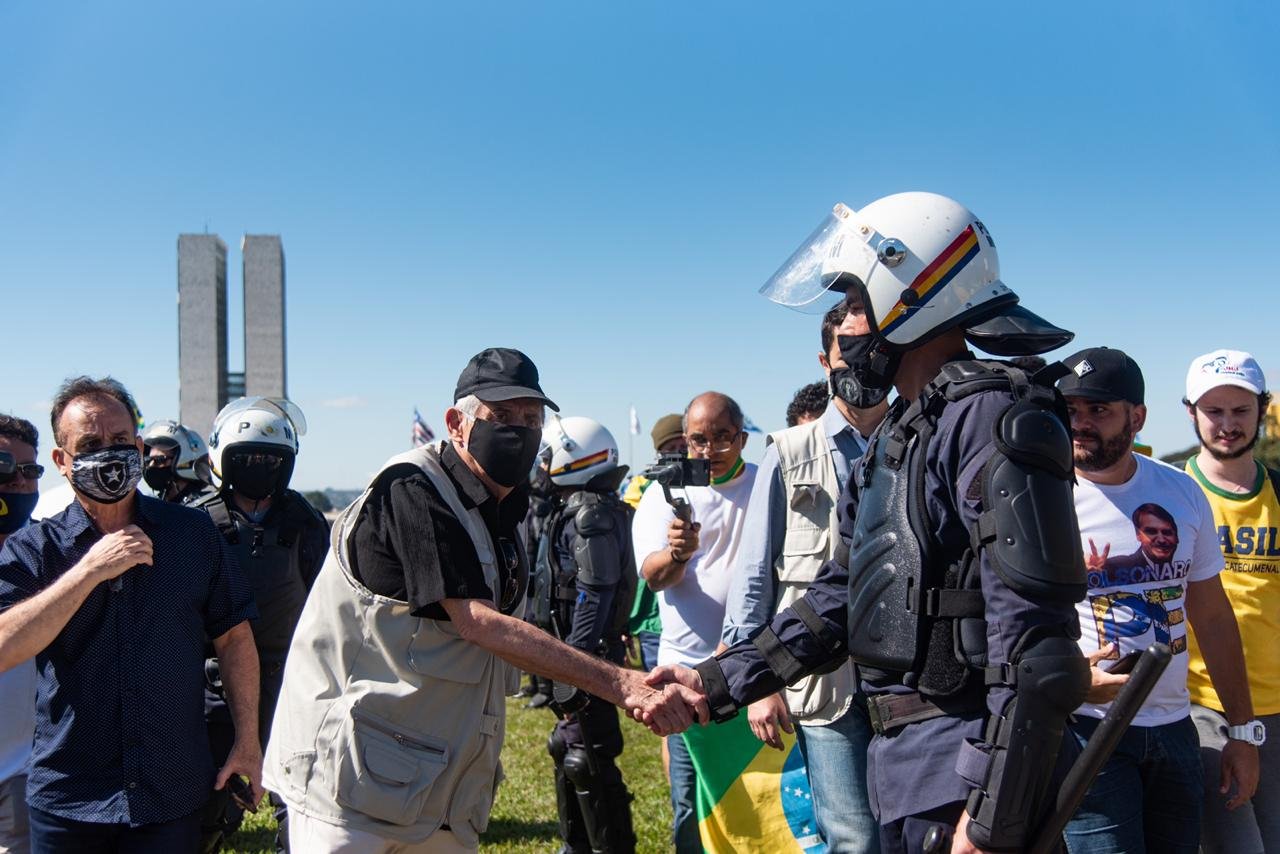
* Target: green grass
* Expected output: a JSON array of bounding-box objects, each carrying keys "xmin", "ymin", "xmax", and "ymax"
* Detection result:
[{"xmin": 226, "ymin": 696, "xmax": 672, "ymax": 852}]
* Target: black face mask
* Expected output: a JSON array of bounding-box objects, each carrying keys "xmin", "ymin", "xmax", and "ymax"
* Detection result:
[
  {"xmin": 467, "ymin": 418, "xmax": 542, "ymax": 488},
  {"xmin": 224, "ymin": 451, "xmax": 291, "ymax": 501},
  {"xmin": 143, "ymin": 463, "xmax": 175, "ymax": 495},
  {"xmin": 70, "ymin": 446, "xmax": 143, "ymax": 504},
  {"xmin": 829, "ymin": 334, "xmax": 902, "ymax": 409}
]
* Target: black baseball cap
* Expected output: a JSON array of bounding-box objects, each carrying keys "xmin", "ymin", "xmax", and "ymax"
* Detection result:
[
  {"xmin": 454, "ymin": 348, "xmax": 559, "ymax": 411},
  {"xmin": 1057, "ymin": 347, "xmax": 1145, "ymax": 405}
]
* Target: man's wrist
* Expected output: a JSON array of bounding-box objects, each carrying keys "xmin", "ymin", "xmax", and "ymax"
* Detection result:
[{"xmin": 669, "ymin": 546, "xmax": 689, "ymax": 564}]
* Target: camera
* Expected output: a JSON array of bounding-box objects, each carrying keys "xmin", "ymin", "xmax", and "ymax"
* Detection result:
[{"xmin": 641, "ymin": 454, "xmax": 710, "ymax": 490}]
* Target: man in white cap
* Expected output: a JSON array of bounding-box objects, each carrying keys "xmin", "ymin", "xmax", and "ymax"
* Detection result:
[{"xmin": 1183, "ymin": 349, "xmax": 1280, "ymax": 853}]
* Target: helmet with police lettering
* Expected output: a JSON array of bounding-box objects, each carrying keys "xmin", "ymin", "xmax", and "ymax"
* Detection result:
[
  {"xmin": 208, "ymin": 397, "xmax": 307, "ymax": 500},
  {"xmin": 543, "ymin": 416, "xmax": 621, "ymax": 487},
  {"xmin": 141, "ymin": 420, "xmax": 212, "ymax": 486},
  {"xmin": 760, "ymin": 191, "xmax": 1072, "ymax": 355}
]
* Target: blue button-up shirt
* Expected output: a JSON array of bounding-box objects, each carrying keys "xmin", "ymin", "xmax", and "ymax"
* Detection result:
[
  {"xmin": 721, "ymin": 404, "xmax": 867, "ymax": 646},
  {"xmin": 0, "ymin": 493, "xmax": 254, "ymax": 825}
]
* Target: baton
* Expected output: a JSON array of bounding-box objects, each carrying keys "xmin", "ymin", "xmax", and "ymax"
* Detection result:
[{"xmin": 1027, "ymin": 642, "xmax": 1172, "ymax": 854}]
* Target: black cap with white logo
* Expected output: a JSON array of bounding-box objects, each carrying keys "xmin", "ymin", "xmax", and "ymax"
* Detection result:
[{"xmin": 1058, "ymin": 347, "xmax": 1145, "ymax": 405}]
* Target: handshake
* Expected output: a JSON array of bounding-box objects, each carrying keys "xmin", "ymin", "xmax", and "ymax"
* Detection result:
[{"xmin": 618, "ymin": 663, "xmax": 714, "ymax": 736}]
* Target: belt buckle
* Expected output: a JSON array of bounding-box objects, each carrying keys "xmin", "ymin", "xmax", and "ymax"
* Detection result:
[{"xmin": 867, "ymin": 696, "xmax": 885, "ymax": 735}]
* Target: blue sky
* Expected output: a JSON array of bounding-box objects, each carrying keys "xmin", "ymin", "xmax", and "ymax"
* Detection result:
[{"xmin": 3, "ymin": 1, "xmax": 1277, "ymax": 490}]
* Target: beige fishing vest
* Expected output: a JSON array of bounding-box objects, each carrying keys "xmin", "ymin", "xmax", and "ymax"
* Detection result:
[
  {"xmin": 769, "ymin": 417, "xmax": 857, "ymax": 726},
  {"xmin": 262, "ymin": 443, "xmax": 522, "ymax": 846}
]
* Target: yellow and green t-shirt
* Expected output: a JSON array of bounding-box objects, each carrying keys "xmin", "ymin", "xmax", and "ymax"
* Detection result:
[{"xmin": 1185, "ymin": 457, "xmax": 1280, "ymax": 714}]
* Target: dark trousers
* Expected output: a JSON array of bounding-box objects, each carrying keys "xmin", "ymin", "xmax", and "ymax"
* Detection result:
[
  {"xmin": 200, "ymin": 677, "xmax": 287, "ymax": 853},
  {"xmin": 877, "ymin": 802, "xmax": 964, "ymax": 854},
  {"xmin": 29, "ymin": 806, "xmax": 201, "ymax": 854},
  {"xmin": 552, "ymin": 695, "xmax": 634, "ymax": 853}
]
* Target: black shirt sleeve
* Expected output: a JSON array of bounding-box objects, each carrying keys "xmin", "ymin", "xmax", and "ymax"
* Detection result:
[{"xmin": 347, "ymin": 464, "xmax": 493, "ymax": 619}]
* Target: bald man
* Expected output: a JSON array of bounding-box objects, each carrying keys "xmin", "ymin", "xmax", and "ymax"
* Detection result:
[{"xmin": 632, "ymin": 391, "xmax": 758, "ymax": 852}]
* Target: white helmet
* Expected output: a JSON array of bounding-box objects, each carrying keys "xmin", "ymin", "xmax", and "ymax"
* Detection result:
[
  {"xmin": 141, "ymin": 420, "xmax": 211, "ymax": 484},
  {"xmin": 761, "ymin": 192, "xmax": 1070, "ymax": 355},
  {"xmin": 543, "ymin": 416, "xmax": 620, "ymax": 487},
  {"xmin": 208, "ymin": 397, "xmax": 306, "ymax": 497}
]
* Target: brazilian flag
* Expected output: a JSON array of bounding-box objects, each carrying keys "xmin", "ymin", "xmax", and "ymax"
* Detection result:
[{"xmin": 682, "ymin": 716, "xmax": 826, "ymax": 853}]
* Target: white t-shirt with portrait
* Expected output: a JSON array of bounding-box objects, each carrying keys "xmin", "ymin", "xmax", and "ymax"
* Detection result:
[
  {"xmin": 1073, "ymin": 454, "xmax": 1224, "ymax": 726},
  {"xmin": 632, "ymin": 463, "xmax": 757, "ymax": 668}
]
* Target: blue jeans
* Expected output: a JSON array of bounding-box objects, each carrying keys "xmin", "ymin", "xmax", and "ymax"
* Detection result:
[
  {"xmin": 1063, "ymin": 714, "xmax": 1203, "ymax": 854},
  {"xmin": 668, "ymin": 733, "xmax": 701, "ymax": 853},
  {"xmin": 795, "ymin": 700, "xmax": 880, "ymax": 853},
  {"xmin": 29, "ymin": 806, "xmax": 200, "ymax": 854},
  {"xmin": 638, "ymin": 631, "xmax": 661, "ymax": 672}
]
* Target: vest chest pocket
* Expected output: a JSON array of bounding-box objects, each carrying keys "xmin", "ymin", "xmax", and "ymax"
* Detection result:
[
  {"xmin": 407, "ymin": 618, "xmax": 488, "ymax": 683},
  {"xmin": 777, "ymin": 522, "xmax": 830, "ymax": 584},
  {"xmin": 336, "ymin": 709, "xmax": 450, "ymax": 826}
]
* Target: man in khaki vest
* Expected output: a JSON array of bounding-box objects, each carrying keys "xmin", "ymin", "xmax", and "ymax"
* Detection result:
[
  {"xmin": 263, "ymin": 349, "xmax": 706, "ymax": 854},
  {"xmin": 720, "ymin": 302, "xmax": 887, "ymax": 852}
]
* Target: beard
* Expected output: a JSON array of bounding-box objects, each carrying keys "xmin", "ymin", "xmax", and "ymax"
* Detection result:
[
  {"xmin": 1194, "ymin": 419, "xmax": 1261, "ymax": 461},
  {"xmin": 1074, "ymin": 423, "xmax": 1136, "ymax": 472}
]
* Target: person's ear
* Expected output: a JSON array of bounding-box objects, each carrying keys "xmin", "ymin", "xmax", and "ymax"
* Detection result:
[
  {"xmin": 445, "ymin": 408, "xmax": 467, "ymax": 446},
  {"xmin": 1131, "ymin": 404, "xmax": 1148, "ymax": 433}
]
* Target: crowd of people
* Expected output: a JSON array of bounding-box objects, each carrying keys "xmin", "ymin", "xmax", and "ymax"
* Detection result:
[{"xmin": 0, "ymin": 189, "xmax": 1276, "ymax": 854}]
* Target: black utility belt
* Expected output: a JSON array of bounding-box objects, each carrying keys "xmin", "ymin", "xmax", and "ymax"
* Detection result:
[{"xmin": 867, "ymin": 692, "xmax": 983, "ymax": 735}]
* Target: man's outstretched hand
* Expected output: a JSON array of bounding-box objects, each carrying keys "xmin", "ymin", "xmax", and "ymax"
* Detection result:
[{"xmin": 618, "ymin": 668, "xmax": 709, "ymax": 736}]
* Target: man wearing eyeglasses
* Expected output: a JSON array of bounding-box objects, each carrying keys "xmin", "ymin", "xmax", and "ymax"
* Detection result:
[
  {"xmin": 0, "ymin": 415, "xmax": 42, "ymax": 854},
  {"xmin": 631, "ymin": 391, "xmax": 757, "ymax": 852},
  {"xmin": 263, "ymin": 348, "xmax": 707, "ymax": 853}
]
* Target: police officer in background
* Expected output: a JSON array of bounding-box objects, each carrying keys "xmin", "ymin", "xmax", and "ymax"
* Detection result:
[
  {"xmin": 195, "ymin": 397, "xmax": 329, "ymax": 853},
  {"xmin": 142, "ymin": 419, "xmax": 217, "ymax": 505},
  {"xmin": 648, "ymin": 192, "xmax": 1091, "ymax": 852},
  {"xmin": 543, "ymin": 415, "xmax": 638, "ymax": 854}
]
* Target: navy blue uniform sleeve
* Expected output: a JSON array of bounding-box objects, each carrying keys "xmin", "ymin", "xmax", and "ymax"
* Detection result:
[
  {"xmin": 297, "ymin": 504, "xmax": 331, "ymax": 591},
  {"xmin": 202, "ymin": 518, "xmax": 257, "ymax": 639},
  {"xmin": 565, "ymin": 582, "xmax": 616, "ymax": 653}
]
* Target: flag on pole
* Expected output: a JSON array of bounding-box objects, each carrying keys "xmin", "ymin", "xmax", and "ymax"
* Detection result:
[
  {"xmin": 412, "ymin": 408, "xmax": 435, "ymax": 448},
  {"xmin": 630, "ymin": 405, "xmax": 641, "ymax": 436},
  {"xmin": 682, "ymin": 715, "xmax": 825, "ymax": 853},
  {"xmin": 742, "ymin": 414, "xmax": 764, "ymax": 434}
]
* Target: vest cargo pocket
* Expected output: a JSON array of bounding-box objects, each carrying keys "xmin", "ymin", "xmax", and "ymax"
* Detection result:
[
  {"xmin": 336, "ymin": 710, "xmax": 450, "ymax": 826},
  {"xmin": 406, "ymin": 618, "xmax": 488, "ymax": 683},
  {"xmin": 777, "ymin": 523, "xmax": 829, "ymax": 584}
]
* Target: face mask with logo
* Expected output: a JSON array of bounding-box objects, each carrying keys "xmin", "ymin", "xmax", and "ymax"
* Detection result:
[
  {"xmin": 467, "ymin": 418, "xmax": 542, "ymax": 488},
  {"xmin": 70, "ymin": 446, "xmax": 143, "ymax": 504},
  {"xmin": 829, "ymin": 334, "xmax": 902, "ymax": 409},
  {"xmin": 0, "ymin": 491, "xmax": 39, "ymax": 534}
]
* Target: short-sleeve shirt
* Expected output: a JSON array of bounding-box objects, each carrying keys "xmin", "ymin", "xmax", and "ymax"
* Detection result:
[
  {"xmin": 347, "ymin": 443, "xmax": 530, "ymax": 620},
  {"xmin": 0, "ymin": 493, "xmax": 255, "ymax": 825},
  {"xmin": 631, "ymin": 462, "xmax": 757, "ymax": 667},
  {"xmin": 1072, "ymin": 454, "xmax": 1224, "ymax": 726},
  {"xmin": 1185, "ymin": 460, "xmax": 1280, "ymax": 715}
]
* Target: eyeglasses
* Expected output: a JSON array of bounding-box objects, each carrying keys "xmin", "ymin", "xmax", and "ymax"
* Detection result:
[
  {"xmin": 686, "ymin": 432, "xmax": 743, "ymax": 454},
  {"xmin": 5, "ymin": 463, "xmax": 44, "ymax": 480}
]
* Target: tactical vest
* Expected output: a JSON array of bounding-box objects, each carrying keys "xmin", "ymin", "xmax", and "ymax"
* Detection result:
[
  {"xmin": 846, "ymin": 360, "xmax": 1068, "ymax": 699},
  {"xmin": 195, "ymin": 490, "xmax": 316, "ymax": 668},
  {"xmin": 768, "ymin": 417, "xmax": 857, "ymax": 725},
  {"xmin": 262, "ymin": 443, "xmax": 524, "ymax": 845},
  {"xmin": 545, "ymin": 491, "xmax": 636, "ymax": 652}
]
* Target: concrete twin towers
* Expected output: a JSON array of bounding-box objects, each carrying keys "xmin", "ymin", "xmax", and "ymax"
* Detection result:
[{"xmin": 177, "ymin": 234, "xmax": 288, "ymax": 439}]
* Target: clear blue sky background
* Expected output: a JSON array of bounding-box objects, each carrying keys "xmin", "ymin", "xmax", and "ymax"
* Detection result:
[{"xmin": 3, "ymin": 1, "xmax": 1277, "ymax": 490}]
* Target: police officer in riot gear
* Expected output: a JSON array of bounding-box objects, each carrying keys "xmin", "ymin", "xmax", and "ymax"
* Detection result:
[
  {"xmin": 542, "ymin": 416, "xmax": 638, "ymax": 854},
  {"xmin": 648, "ymin": 192, "xmax": 1091, "ymax": 852},
  {"xmin": 194, "ymin": 398, "xmax": 329, "ymax": 853},
  {"xmin": 141, "ymin": 420, "xmax": 217, "ymax": 505}
]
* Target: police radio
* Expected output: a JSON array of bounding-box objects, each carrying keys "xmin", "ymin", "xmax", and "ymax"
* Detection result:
[{"xmin": 641, "ymin": 454, "xmax": 710, "ymax": 523}]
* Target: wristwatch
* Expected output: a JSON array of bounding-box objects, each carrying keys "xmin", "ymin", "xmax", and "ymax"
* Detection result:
[{"xmin": 1228, "ymin": 720, "xmax": 1267, "ymax": 746}]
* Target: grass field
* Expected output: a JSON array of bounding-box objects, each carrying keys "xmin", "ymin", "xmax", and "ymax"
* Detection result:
[{"xmin": 227, "ymin": 696, "xmax": 673, "ymax": 853}]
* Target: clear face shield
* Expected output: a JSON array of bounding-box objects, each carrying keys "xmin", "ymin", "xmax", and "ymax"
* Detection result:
[{"xmin": 758, "ymin": 203, "xmax": 879, "ymax": 315}]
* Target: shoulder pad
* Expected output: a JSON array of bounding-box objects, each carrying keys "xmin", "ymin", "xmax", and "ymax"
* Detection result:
[{"xmin": 574, "ymin": 501, "xmax": 616, "ymax": 537}]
